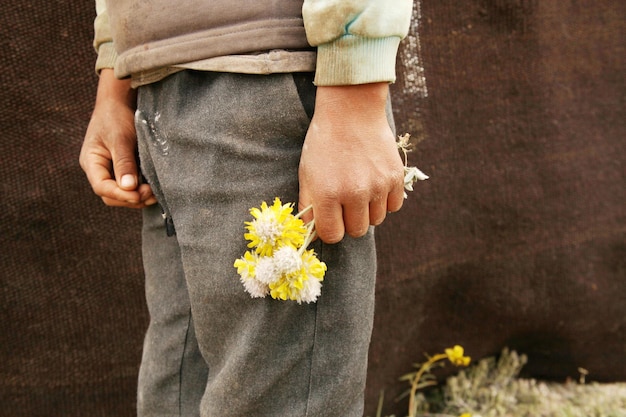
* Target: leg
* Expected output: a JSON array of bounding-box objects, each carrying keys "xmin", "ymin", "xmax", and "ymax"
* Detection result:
[
  {"xmin": 136, "ymin": 71, "xmax": 376, "ymax": 417},
  {"xmin": 137, "ymin": 192, "xmax": 208, "ymax": 416}
]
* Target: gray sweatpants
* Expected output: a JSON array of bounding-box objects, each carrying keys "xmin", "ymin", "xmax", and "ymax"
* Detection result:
[{"xmin": 135, "ymin": 71, "xmax": 378, "ymax": 417}]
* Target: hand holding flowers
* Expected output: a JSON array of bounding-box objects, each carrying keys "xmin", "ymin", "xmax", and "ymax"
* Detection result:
[{"xmin": 234, "ymin": 133, "xmax": 428, "ymax": 303}]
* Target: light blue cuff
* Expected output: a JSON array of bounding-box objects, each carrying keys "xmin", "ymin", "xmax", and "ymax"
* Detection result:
[{"xmin": 313, "ymin": 35, "xmax": 401, "ymax": 86}]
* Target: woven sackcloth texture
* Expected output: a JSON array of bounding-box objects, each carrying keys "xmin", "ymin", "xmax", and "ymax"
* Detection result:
[
  {"xmin": 1, "ymin": 1, "xmax": 624, "ymax": 416},
  {"xmin": 1, "ymin": 2, "xmax": 146, "ymax": 416}
]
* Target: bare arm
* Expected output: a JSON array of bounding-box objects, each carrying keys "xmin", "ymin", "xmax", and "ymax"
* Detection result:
[
  {"xmin": 298, "ymin": 82, "xmax": 405, "ymax": 243},
  {"xmin": 79, "ymin": 69, "xmax": 155, "ymax": 208}
]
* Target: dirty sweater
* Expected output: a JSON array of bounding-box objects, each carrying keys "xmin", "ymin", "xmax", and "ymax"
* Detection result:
[{"xmin": 94, "ymin": 0, "xmax": 412, "ymax": 86}]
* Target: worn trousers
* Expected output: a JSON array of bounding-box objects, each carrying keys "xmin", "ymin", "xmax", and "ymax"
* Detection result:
[{"xmin": 135, "ymin": 71, "xmax": 381, "ymax": 417}]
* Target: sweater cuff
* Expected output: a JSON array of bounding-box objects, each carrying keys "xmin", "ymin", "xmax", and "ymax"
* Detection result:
[
  {"xmin": 313, "ymin": 35, "xmax": 401, "ymax": 86},
  {"xmin": 95, "ymin": 42, "xmax": 118, "ymax": 75}
]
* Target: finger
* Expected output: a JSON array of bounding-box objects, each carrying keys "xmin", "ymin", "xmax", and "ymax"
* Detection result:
[
  {"xmin": 369, "ymin": 196, "xmax": 387, "ymax": 226},
  {"xmin": 88, "ymin": 161, "xmax": 139, "ymax": 203},
  {"xmin": 111, "ymin": 146, "xmax": 139, "ymax": 191},
  {"xmin": 313, "ymin": 198, "xmax": 345, "ymax": 244},
  {"xmin": 82, "ymin": 152, "xmax": 141, "ymax": 204},
  {"xmin": 101, "ymin": 180, "xmax": 153, "ymax": 208},
  {"xmin": 138, "ymin": 184, "xmax": 158, "ymax": 206},
  {"xmin": 343, "ymin": 200, "xmax": 370, "ymax": 239},
  {"xmin": 95, "ymin": 178, "xmax": 142, "ymax": 204},
  {"xmin": 101, "ymin": 195, "xmax": 146, "ymax": 209},
  {"xmin": 387, "ymin": 179, "xmax": 405, "ymax": 213}
]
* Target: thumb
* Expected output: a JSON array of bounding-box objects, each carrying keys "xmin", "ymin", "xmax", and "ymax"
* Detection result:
[{"xmin": 111, "ymin": 141, "xmax": 139, "ymax": 191}]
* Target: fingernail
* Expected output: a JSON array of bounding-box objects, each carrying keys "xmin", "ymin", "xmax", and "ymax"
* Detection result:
[{"xmin": 120, "ymin": 174, "xmax": 136, "ymax": 189}]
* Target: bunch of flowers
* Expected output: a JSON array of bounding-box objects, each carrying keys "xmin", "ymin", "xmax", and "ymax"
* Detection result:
[
  {"xmin": 234, "ymin": 134, "xmax": 428, "ymax": 303},
  {"xmin": 233, "ymin": 198, "xmax": 326, "ymax": 303}
]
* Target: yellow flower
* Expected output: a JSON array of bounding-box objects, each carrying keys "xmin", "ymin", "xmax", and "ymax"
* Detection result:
[
  {"xmin": 235, "ymin": 198, "xmax": 325, "ymax": 302},
  {"xmin": 445, "ymin": 345, "xmax": 471, "ymax": 367},
  {"xmin": 244, "ymin": 197, "xmax": 307, "ymax": 256},
  {"xmin": 234, "ymin": 250, "xmax": 257, "ymax": 279},
  {"xmin": 459, "ymin": 414, "xmax": 472, "ymax": 417},
  {"xmin": 268, "ymin": 249, "xmax": 326, "ymax": 303},
  {"xmin": 301, "ymin": 249, "xmax": 326, "ymax": 282},
  {"xmin": 268, "ymin": 277, "xmax": 300, "ymax": 301},
  {"xmin": 233, "ymin": 251, "xmax": 269, "ymax": 298}
]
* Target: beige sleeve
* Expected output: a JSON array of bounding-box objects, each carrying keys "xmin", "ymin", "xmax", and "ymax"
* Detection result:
[{"xmin": 93, "ymin": 0, "xmax": 117, "ymax": 73}]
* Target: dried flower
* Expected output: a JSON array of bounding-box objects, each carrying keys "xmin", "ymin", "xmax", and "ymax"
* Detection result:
[
  {"xmin": 265, "ymin": 247, "xmax": 326, "ymax": 303},
  {"xmin": 397, "ymin": 133, "xmax": 429, "ymax": 198},
  {"xmin": 233, "ymin": 251, "xmax": 268, "ymax": 298},
  {"xmin": 244, "ymin": 198, "xmax": 308, "ymax": 257},
  {"xmin": 235, "ymin": 198, "xmax": 326, "ymax": 303}
]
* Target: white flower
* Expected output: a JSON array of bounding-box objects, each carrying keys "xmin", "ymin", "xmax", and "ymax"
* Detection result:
[
  {"xmin": 255, "ymin": 256, "xmax": 278, "ymax": 285},
  {"xmin": 295, "ymin": 276, "xmax": 322, "ymax": 304},
  {"xmin": 233, "ymin": 251, "xmax": 269, "ymax": 298},
  {"xmin": 273, "ymin": 246, "xmax": 303, "ymax": 275},
  {"xmin": 403, "ymin": 166, "xmax": 429, "ymax": 197},
  {"xmin": 404, "ymin": 166, "xmax": 429, "ymax": 190},
  {"xmin": 241, "ymin": 276, "xmax": 269, "ymax": 298},
  {"xmin": 396, "ymin": 133, "xmax": 429, "ymax": 198},
  {"xmin": 244, "ymin": 198, "xmax": 307, "ymax": 257}
]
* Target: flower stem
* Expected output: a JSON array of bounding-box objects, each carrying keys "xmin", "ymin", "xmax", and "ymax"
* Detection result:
[
  {"xmin": 408, "ymin": 353, "xmax": 448, "ymax": 417},
  {"xmin": 401, "ymin": 147, "xmax": 409, "ymax": 167},
  {"xmin": 299, "ymin": 220, "xmax": 317, "ymax": 255},
  {"xmin": 295, "ymin": 204, "xmax": 313, "ymax": 219}
]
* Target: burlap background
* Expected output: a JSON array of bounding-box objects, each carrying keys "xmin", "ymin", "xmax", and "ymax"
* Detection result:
[{"xmin": 1, "ymin": 1, "xmax": 624, "ymax": 416}]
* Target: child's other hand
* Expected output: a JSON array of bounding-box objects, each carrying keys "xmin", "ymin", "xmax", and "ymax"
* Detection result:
[{"xmin": 79, "ymin": 69, "xmax": 156, "ymax": 209}]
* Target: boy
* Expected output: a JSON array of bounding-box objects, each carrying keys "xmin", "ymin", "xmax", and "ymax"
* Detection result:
[{"xmin": 80, "ymin": 1, "xmax": 412, "ymax": 415}]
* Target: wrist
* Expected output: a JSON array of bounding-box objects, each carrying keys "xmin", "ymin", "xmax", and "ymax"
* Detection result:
[
  {"xmin": 96, "ymin": 69, "xmax": 136, "ymax": 108},
  {"xmin": 315, "ymin": 83, "xmax": 389, "ymax": 116}
]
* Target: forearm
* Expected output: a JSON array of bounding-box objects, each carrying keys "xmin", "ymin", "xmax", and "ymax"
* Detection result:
[
  {"xmin": 95, "ymin": 69, "xmax": 136, "ymax": 109},
  {"xmin": 313, "ymin": 82, "xmax": 389, "ymax": 128}
]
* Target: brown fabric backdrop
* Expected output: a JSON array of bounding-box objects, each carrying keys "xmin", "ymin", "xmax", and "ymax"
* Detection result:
[{"xmin": 1, "ymin": 1, "xmax": 624, "ymax": 416}]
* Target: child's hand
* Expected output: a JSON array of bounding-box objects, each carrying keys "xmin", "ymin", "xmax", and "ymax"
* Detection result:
[
  {"xmin": 298, "ymin": 82, "xmax": 405, "ymax": 243},
  {"xmin": 79, "ymin": 69, "xmax": 156, "ymax": 208}
]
